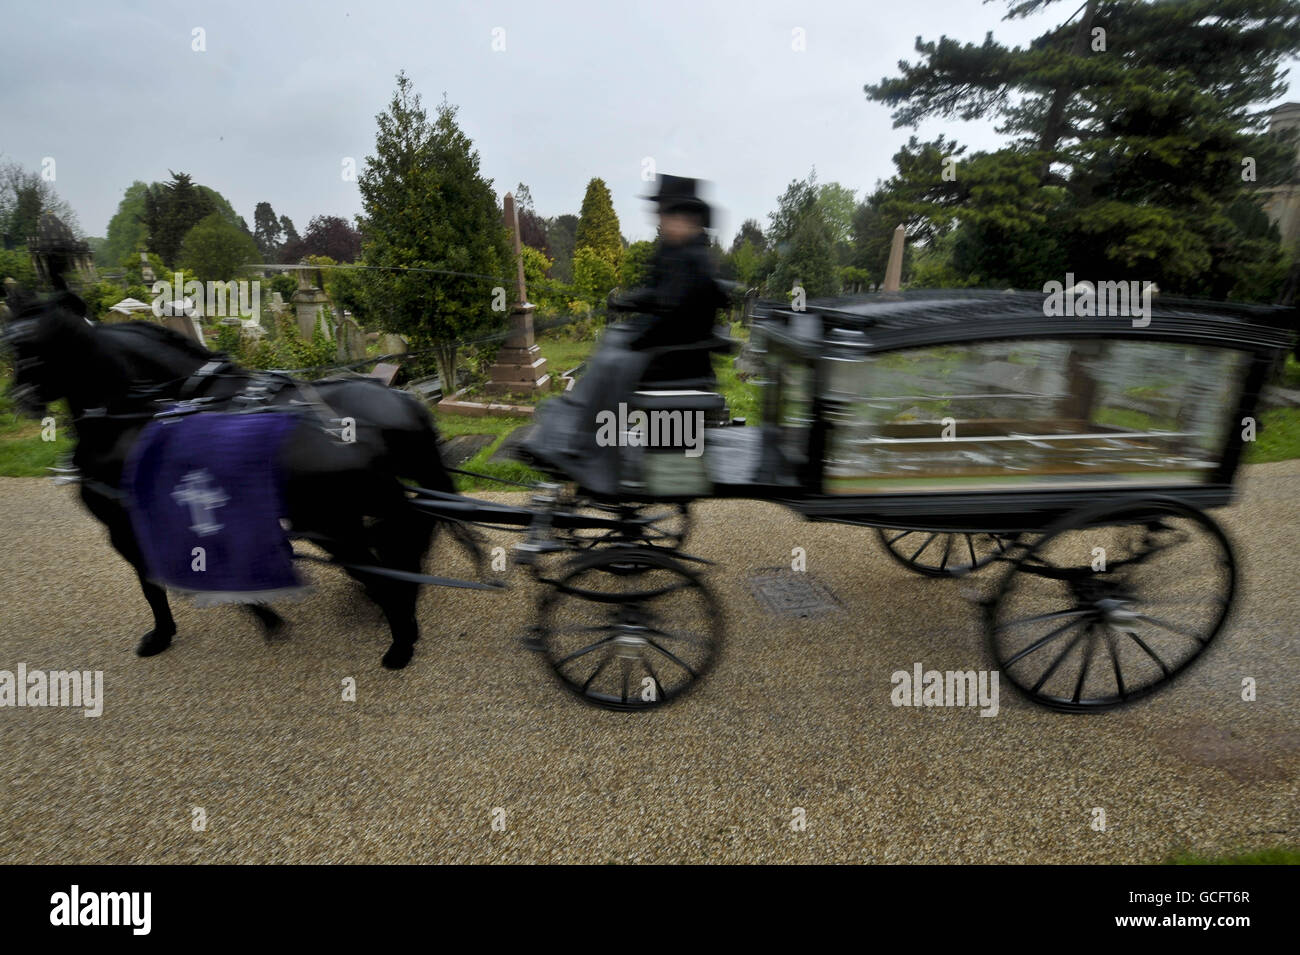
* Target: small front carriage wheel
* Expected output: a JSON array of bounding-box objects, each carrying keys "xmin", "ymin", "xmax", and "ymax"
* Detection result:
[
  {"xmin": 879, "ymin": 528, "xmax": 1020, "ymax": 578},
  {"xmin": 535, "ymin": 546, "xmax": 722, "ymax": 711},
  {"xmin": 987, "ymin": 498, "xmax": 1235, "ymax": 712}
]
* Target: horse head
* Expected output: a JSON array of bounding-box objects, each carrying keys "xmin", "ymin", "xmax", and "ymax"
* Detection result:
[{"xmin": 1, "ymin": 291, "xmax": 129, "ymax": 418}]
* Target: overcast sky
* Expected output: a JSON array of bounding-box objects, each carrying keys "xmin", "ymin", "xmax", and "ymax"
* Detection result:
[{"xmin": 3, "ymin": 0, "xmax": 1298, "ymax": 246}]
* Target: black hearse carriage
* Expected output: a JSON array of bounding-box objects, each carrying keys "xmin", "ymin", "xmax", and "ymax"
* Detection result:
[
  {"xmin": 406, "ymin": 289, "xmax": 1295, "ymax": 711},
  {"xmin": 709, "ymin": 289, "xmax": 1293, "ymax": 710}
]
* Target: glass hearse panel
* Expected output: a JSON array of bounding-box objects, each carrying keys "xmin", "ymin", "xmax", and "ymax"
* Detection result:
[{"xmin": 822, "ymin": 338, "xmax": 1251, "ymax": 494}]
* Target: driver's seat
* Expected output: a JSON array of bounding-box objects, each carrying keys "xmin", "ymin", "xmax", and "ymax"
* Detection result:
[
  {"xmin": 637, "ymin": 332, "xmax": 736, "ymax": 390},
  {"xmin": 633, "ymin": 332, "xmax": 737, "ymax": 428}
]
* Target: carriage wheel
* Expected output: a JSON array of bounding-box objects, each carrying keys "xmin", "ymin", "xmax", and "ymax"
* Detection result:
[
  {"xmin": 879, "ymin": 528, "xmax": 1021, "ymax": 578},
  {"xmin": 535, "ymin": 546, "xmax": 721, "ymax": 711},
  {"xmin": 561, "ymin": 501, "xmax": 692, "ymax": 553},
  {"xmin": 987, "ymin": 498, "xmax": 1235, "ymax": 712}
]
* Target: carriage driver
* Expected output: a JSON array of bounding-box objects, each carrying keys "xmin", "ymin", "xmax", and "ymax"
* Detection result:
[
  {"xmin": 607, "ymin": 174, "xmax": 730, "ymax": 385},
  {"xmin": 517, "ymin": 175, "xmax": 730, "ymax": 490}
]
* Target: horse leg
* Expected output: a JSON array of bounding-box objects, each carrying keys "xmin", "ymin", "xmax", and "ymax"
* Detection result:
[
  {"xmin": 245, "ymin": 603, "xmax": 286, "ymax": 638},
  {"xmin": 369, "ymin": 508, "xmax": 436, "ymax": 671},
  {"xmin": 310, "ymin": 517, "xmax": 416, "ymax": 668},
  {"xmin": 102, "ymin": 511, "xmax": 176, "ymax": 657}
]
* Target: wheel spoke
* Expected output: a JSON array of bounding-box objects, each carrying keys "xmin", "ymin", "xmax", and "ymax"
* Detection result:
[
  {"xmin": 553, "ymin": 634, "xmax": 615, "ymax": 667},
  {"xmin": 643, "ymin": 660, "xmax": 668, "ymax": 704},
  {"xmin": 580, "ymin": 650, "xmax": 614, "ymax": 692},
  {"xmin": 967, "ymin": 534, "xmax": 979, "ymax": 567},
  {"xmin": 1002, "ymin": 615, "xmax": 1089, "ymax": 667},
  {"xmin": 645, "ymin": 637, "xmax": 699, "ymax": 677},
  {"xmin": 908, "ymin": 533, "xmax": 938, "ymax": 562},
  {"xmin": 996, "ymin": 607, "xmax": 1090, "ymax": 632},
  {"xmin": 1072, "ymin": 624, "xmax": 1098, "ymax": 703},
  {"xmin": 1121, "ymin": 628, "xmax": 1172, "ymax": 676},
  {"xmin": 939, "ymin": 534, "xmax": 953, "ymax": 570},
  {"xmin": 1134, "ymin": 613, "xmax": 1210, "ymax": 644},
  {"xmin": 887, "ymin": 530, "xmax": 913, "ymax": 546},
  {"xmin": 1104, "ymin": 626, "xmax": 1126, "ymax": 699},
  {"xmin": 1031, "ymin": 624, "xmax": 1089, "ymax": 694}
]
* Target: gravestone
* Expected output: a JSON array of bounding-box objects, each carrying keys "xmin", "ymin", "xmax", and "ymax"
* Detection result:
[
  {"xmin": 485, "ymin": 192, "xmax": 550, "ymax": 396},
  {"xmin": 291, "ymin": 268, "xmax": 332, "ymax": 340},
  {"xmin": 336, "ymin": 315, "xmax": 367, "ymax": 363},
  {"xmin": 369, "ymin": 363, "xmax": 400, "ymax": 386},
  {"xmin": 156, "ymin": 299, "xmax": 206, "ymax": 346}
]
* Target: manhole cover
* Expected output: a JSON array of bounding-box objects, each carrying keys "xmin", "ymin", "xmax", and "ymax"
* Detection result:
[{"xmin": 747, "ymin": 569, "xmax": 842, "ymax": 618}]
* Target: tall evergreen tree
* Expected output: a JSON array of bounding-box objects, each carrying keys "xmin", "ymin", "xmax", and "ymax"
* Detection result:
[
  {"xmin": 769, "ymin": 170, "xmax": 839, "ymax": 297},
  {"xmin": 101, "ymin": 181, "xmax": 150, "ymax": 266},
  {"xmin": 545, "ymin": 213, "xmax": 579, "ymax": 282},
  {"xmin": 730, "ymin": 218, "xmax": 766, "ymax": 254},
  {"xmin": 574, "ymin": 178, "xmax": 623, "ymax": 266},
  {"xmin": 357, "ymin": 73, "xmax": 510, "ymax": 389},
  {"xmin": 142, "ymin": 171, "xmax": 215, "ymax": 266},
  {"xmin": 253, "ymin": 202, "xmax": 283, "ymax": 259},
  {"xmin": 279, "ymin": 215, "xmax": 300, "ymax": 250}
]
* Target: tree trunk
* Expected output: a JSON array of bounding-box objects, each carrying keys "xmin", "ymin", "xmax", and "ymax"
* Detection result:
[
  {"xmin": 1038, "ymin": 0, "xmax": 1099, "ymax": 181},
  {"xmin": 435, "ymin": 342, "xmax": 458, "ymax": 399}
]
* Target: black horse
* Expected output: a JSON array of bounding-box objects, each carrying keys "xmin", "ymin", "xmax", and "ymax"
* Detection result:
[{"xmin": 2, "ymin": 290, "xmax": 460, "ymax": 669}]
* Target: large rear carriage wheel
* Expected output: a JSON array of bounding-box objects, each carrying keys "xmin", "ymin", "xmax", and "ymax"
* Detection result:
[
  {"xmin": 535, "ymin": 546, "xmax": 722, "ymax": 710},
  {"xmin": 987, "ymin": 498, "xmax": 1235, "ymax": 712}
]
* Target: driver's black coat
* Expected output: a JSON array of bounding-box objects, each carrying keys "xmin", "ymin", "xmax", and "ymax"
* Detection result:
[{"xmin": 609, "ymin": 231, "xmax": 729, "ymax": 383}]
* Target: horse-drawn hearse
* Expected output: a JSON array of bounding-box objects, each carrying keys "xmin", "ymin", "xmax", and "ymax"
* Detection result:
[{"xmin": 4, "ymin": 287, "xmax": 1295, "ymax": 713}]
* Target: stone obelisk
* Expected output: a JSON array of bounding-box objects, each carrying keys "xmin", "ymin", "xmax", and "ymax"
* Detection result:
[
  {"xmin": 485, "ymin": 193, "xmax": 550, "ymax": 395},
  {"xmin": 882, "ymin": 224, "xmax": 905, "ymax": 292}
]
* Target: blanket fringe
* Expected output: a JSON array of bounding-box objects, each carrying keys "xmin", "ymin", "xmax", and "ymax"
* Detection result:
[{"xmin": 167, "ymin": 586, "xmax": 313, "ymax": 609}]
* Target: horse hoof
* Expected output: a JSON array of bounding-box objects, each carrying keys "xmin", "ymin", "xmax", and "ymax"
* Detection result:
[
  {"xmin": 136, "ymin": 629, "xmax": 174, "ymax": 657},
  {"xmin": 247, "ymin": 604, "xmax": 287, "ymax": 640},
  {"xmin": 382, "ymin": 643, "xmax": 415, "ymax": 670}
]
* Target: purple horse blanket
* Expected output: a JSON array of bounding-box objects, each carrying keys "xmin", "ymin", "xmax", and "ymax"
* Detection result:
[{"xmin": 123, "ymin": 412, "xmax": 303, "ymax": 606}]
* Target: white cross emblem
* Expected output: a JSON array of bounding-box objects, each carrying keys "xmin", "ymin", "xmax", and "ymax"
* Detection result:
[{"xmin": 171, "ymin": 469, "xmax": 230, "ymax": 537}]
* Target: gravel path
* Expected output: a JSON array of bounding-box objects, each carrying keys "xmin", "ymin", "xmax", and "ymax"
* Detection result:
[{"xmin": 0, "ymin": 465, "xmax": 1296, "ymax": 863}]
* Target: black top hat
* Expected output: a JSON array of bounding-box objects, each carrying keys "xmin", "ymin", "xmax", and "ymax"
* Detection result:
[{"xmin": 640, "ymin": 174, "xmax": 711, "ymax": 226}]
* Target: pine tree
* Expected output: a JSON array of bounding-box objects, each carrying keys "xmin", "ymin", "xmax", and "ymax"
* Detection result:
[
  {"xmin": 865, "ymin": 0, "xmax": 1300, "ymax": 297},
  {"xmin": 574, "ymin": 178, "xmax": 623, "ymax": 266},
  {"xmin": 730, "ymin": 219, "xmax": 766, "ymax": 255},
  {"xmin": 357, "ymin": 73, "xmax": 510, "ymax": 389},
  {"xmin": 545, "ymin": 214, "xmax": 579, "ymax": 282},
  {"xmin": 253, "ymin": 202, "xmax": 283, "ymax": 260},
  {"xmin": 769, "ymin": 171, "xmax": 839, "ymax": 297},
  {"xmin": 143, "ymin": 172, "xmax": 215, "ymax": 266}
]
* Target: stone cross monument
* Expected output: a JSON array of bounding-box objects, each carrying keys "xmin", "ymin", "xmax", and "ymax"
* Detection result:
[{"xmin": 485, "ymin": 193, "xmax": 550, "ymax": 395}]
